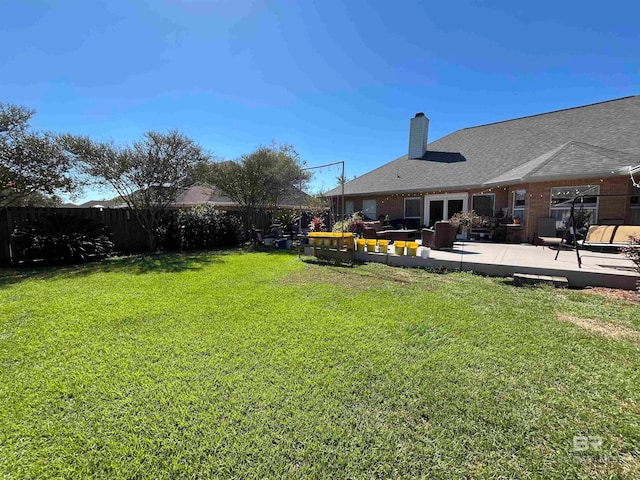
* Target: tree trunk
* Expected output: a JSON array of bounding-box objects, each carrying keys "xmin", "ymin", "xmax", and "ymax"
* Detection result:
[{"xmin": 147, "ymin": 229, "xmax": 157, "ymax": 252}]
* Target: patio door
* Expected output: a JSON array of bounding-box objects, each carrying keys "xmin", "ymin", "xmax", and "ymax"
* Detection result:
[{"xmin": 424, "ymin": 193, "xmax": 468, "ymax": 237}]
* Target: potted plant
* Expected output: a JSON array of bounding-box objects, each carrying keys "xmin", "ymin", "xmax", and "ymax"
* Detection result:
[
  {"xmin": 449, "ymin": 210, "xmax": 481, "ymax": 237},
  {"xmin": 309, "ymin": 216, "xmax": 325, "ymax": 232}
]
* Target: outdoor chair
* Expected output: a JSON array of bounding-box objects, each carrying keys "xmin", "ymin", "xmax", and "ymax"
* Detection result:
[
  {"xmin": 250, "ymin": 228, "xmax": 266, "ymax": 247},
  {"xmin": 535, "ymin": 218, "xmax": 563, "ymax": 249},
  {"xmin": 421, "ymin": 221, "xmax": 456, "ymax": 250},
  {"xmin": 362, "ymin": 221, "xmax": 388, "ymax": 239}
]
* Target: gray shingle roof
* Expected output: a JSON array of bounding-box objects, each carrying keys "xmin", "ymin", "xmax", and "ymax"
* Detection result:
[
  {"xmin": 173, "ymin": 184, "xmax": 310, "ymax": 209},
  {"xmin": 328, "ymin": 95, "xmax": 640, "ymax": 196}
]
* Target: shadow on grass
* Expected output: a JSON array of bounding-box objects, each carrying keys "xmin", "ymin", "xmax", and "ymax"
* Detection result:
[
  {"xmin": 299, "ymin": 257, "xmax": 356, "ymax": 268},
  {"xmin": 0, "ymin": 250, "xmax": 232, "ymax": 289}
]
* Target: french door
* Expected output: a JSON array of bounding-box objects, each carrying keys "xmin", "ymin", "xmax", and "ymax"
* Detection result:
[{"xmin": 424, "ymin": 193, "xmax": 468, "ymax": 238}]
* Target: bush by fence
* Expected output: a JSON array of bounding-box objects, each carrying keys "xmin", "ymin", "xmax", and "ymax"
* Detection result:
[
  {"xmin": 1, "ymin": 206, "xmax": 253, "ymax": 265},
  {"xmin": 160, "ymin": 206, "xmax": 246, "ymax": 251},
  {"xmin": 12, "ymin": 213, "xmax": 114, "ymax": 265},
  {"xmin": 1, "ymin": 207, "xmax": 149, "ymax": 266}
]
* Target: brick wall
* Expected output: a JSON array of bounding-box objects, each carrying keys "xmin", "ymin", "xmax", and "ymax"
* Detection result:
[
  {"xmin": 342, "ymin": 175, "xmax": 635, "ymax": 241},
  {"xmin": 521, "ymin": 176, "xmax": 632, "ymax": 241}
]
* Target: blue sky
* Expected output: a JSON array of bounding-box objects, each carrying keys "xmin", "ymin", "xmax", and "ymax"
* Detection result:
[{"xmin": 3, "ymin": 0, "xmax": 639, "ymax": 202}]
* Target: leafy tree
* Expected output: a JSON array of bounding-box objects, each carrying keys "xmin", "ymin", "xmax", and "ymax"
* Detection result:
[
  {"xmin": 63, "ymin": 130, "xmax": 209, "ymax": 251},
  {"xmin": 5, "ymin": 191, "xmax": 63, "ymax": 207},
  {"xmin": 0, "ymin": 103, "xmax": 77, "ymax": 206},
  {"xmin": 304, "ymin": 194, "xmax": 329, "ymax": 217},
  {"xmin": 200, "ymin": 143, "xmax": 310, "ymax": 232}
]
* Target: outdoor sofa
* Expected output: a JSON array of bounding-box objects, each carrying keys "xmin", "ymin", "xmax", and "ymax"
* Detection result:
[
  {"xmin": 421, "ymin": 221, "xmax": 457, "ymax": 250},
  {"xmin": 578, "ymin": 225, "xmax": 640, "ymax": 251}
]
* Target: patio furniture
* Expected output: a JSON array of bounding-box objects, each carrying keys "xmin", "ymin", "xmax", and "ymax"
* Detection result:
[
  {"xmin": 382, "ymin": 229, "xmax": 419, "ymax": 242},
  {"xmin": 421, "ymin": 221, "xmax": 456, "ymax": 250},
  {"xmin": 579, "ymin": 224, "xmax": 640, "ymax": 251},
  {"xmin": 362, "ymin": 221, "xmax": 387, "ymax": 239},
  {"xmin": 388, "ymin": 218, "xmax": 420, "ymax": 230},
  {"xmin": 250, "ymin": 228, "xmax": 266, "ymax": 247},
  {"xmin": 535, "ymin": 218, "xmax": 563, "ymax": 249},
  {"xmin": 505, "ymin": 223, "xmax": 524, "ymax": 243}
]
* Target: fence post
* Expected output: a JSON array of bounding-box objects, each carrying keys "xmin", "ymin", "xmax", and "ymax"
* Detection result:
[{"xmin": 0, "ymin": 208, "xmax": 10, "ymax": 265}]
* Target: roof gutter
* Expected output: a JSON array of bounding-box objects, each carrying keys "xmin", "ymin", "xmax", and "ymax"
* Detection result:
[
  {"xmin": 329, "ymin": 171, "xmax": 631, "ymax": 198},
  {"xmin": 327, "ymin": 183, "xmax": 486, "ymax": 197}
]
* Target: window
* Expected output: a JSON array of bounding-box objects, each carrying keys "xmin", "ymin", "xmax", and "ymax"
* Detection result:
[
  {"xmin": 362, "ymin": 199, "xmax": 377, "ymax": 220},
  {"xmin": 404, "ymin": 198, "xmax": 421, "ymax": 219},
  {"xmin": 345, "ymin": 200, "xmax": 354, "ymax": 216},
  {"xmin": 472, "ymin": 193, "xmax": 495, "ymax": 217},
  {"xmin": 631, "ymin": 186, "xmax": 640, "ymax": 225},
  {"xmin": 512, "ymin": 190, "xmax": 526, "ymax": 224},
  {"xmin": 550, "ymin": 185, "xmax": 599, "ymax": 229},
  {"xmin": 631, "ymin": 186, "xmax": 640, "ymax": 206}
]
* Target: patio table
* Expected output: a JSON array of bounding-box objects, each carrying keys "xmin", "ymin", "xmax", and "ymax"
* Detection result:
[{"xmin": 380, "ymin": 229, "xmax": 419, "ymax": 242}]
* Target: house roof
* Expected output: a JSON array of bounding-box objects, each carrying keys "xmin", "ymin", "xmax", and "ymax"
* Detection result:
[
  {"xmin": 328, "ymin": 95, "xmax": 640, "ymax": 196},
  {"xmin": 173, "ymin": 184, "xmax": 311, "ymax": 209},
  {"xmin": 79, "ymin": 184, "xmax": 311, "ymax": 210},
  {"xmin": 77, "ymin": 199, "xmax": 121, "ymax": 208}
]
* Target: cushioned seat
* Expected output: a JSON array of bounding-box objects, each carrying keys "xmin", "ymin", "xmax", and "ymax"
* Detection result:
[
  {"xmin": 535, "ymin": 218, "xmax": 563, "ymax": 248},
  {"xmin": 421, "ymin": 221, "xmax": 456, "ymax": 250},
  {"xmin": 362, "ymin": 221, "xmax": 385, "ymax": 239},
  {"xmin": 612, "ymin": 226, "xmax": 640, "ymax": 244},
  {"xmin": 579, "ymin": 225, "xmax": 640, "ymax": 250}
]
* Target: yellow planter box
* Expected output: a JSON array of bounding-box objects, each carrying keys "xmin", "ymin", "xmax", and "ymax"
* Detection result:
[{"xmin": 365, "ymin": 239, "xmax": 377, "ymax": 253}]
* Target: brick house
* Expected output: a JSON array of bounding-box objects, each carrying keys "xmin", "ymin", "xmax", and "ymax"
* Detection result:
[{"xmin": 327, "ymin": 96, "xmax": 640, "ymax": 242}]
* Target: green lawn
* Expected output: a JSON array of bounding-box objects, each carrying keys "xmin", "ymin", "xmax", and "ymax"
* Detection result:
[{"xmin": 1, "ymin": 251, "xmax": 639, "ymax": 479}]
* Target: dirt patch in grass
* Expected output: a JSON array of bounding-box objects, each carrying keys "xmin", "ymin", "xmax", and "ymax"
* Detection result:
[
  {"xmin": 581, "ymin": 287, "xmax": 640, "ymax": 305},
  {"xmin": 282, "ymin": 265, "xmax": 374, "ymax": 290},
  {"xmin": 558, "ymin": 313, "xmax": 640, "ymax": 343},
  {"xmin": 282, "ymin": 263, "xmax": 435, "ymax": 291}
]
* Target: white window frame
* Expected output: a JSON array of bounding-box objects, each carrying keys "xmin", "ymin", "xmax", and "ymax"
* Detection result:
[
  {"xmin": 404, "ymin": 197, "xmax": 421, "ymax": 219},
  {"xmin": 512, "ymin": 189, "xmax": 526, "ymax": 224},
  {"xmin": 550, "ymin": 185, "xmax": 599, "ymax": 229},
  {"xmin": 630, "ymin": 186, "xmax": 640, "ymax": 225},
  {"xmin": 362, "ymin": 199, "xmax": 377, "ymax": 220},
  {"xmin": 423, "ymin": 193, "xmax": 469, "ymax": 231},
  {"xmin": 345, "ymin": 200, "xmax": 354, "ymax": 216}
]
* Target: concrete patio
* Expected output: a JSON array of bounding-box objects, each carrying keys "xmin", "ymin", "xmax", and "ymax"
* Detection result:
[{"xmin": 354, "ymin": 241, "xmax": 639, "ymax": 290}]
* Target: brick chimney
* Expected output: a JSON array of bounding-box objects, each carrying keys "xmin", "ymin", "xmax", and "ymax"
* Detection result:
[{"xmin": 408, "ymin": 112, "xmax": 429, "ymax": 159}]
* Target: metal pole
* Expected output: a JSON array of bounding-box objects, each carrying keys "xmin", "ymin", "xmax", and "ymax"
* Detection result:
[
  {"xmin": 572, "ymin": 201, "xmax": 582, "ymax": 268},
  {"xmin": 299, "ymin": 178, "xmax": 303, "ymax": 233},
  {"xmin": 341, "ymin": 161, "xmax": 345, "ymax": 233},
  {"xmin": 301, "ymin": 160, "xmax": 346, "ymax": 232}
]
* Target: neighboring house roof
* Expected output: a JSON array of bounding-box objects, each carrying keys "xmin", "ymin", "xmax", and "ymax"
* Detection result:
[
  {"xmin": 166, "ymin": 184, "xmax": 312, "ymax": 209},
  {"xmin": 328, "ymin": 95, "xmax": 640, "ymax": 196},
  {"xmin": 77, "ymin": 200, "xmax": 121, "ymax": 208},
  {"xmin": 81, "ymin": 185, "xmax": 310, "ymax": 209},
  {"xmin": 173, "ymin": 184, "xmax": 237, "ymax": 207}
]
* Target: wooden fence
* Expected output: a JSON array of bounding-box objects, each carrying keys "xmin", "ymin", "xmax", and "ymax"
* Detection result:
[
  {"xmin": 0, "ymin": 207, "xmax": 150, "ymax": 265},
  {"xmin": 0, "ymin": 206, "xmax": 307, "ymax": 265}
]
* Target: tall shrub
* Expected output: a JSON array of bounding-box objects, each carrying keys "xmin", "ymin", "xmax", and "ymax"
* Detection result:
[{"xmin": 160, "ymin": 206, "xmax": 246, "ymax": 251}]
